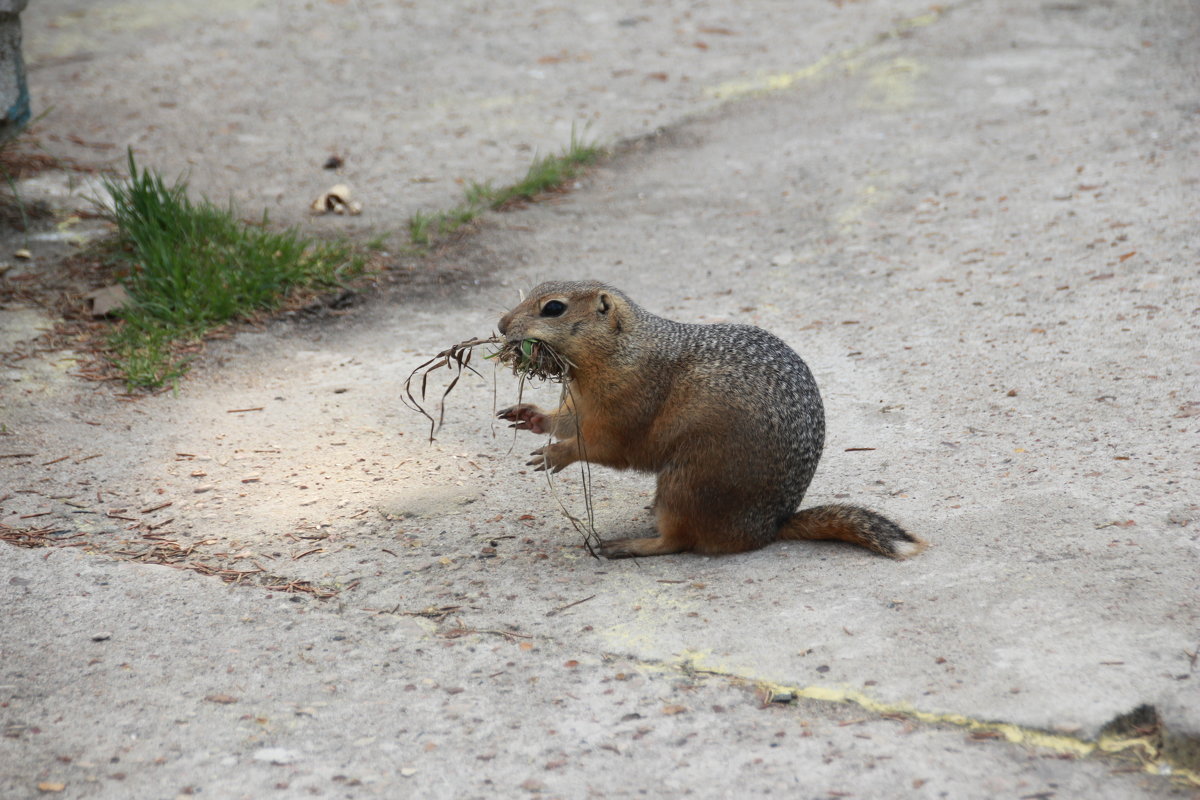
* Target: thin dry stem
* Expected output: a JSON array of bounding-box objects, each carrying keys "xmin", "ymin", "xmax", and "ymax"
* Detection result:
[
  {"xmin": 405, "ymin": 335, "xmax": 598, "ymax": 554},
  {"xmin": 538, "ymin": 381, "xmax": 601, "ymax": 557},
  {"xmin": 401, "ymin": 336, "xmax": 499, "ymax": 440}
]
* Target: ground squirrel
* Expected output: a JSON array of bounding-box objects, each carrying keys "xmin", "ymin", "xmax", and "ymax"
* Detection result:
[{"xmin": 497, "ymin": 280, "xmax": 925, "ymax": 560}]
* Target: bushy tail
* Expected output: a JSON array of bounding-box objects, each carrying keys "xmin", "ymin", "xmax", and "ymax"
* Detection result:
[{"xmin": 780, "ymin": 504, "xmax": 925, "ymax": 559}]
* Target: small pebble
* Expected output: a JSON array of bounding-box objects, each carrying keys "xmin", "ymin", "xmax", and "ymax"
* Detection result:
[
  {"xmin": 252, "ymin": 748, "xmax": 298, "ymax": 765},
  {"xmin": 1166, "ymin": 510, "xmax": 1191, "ymax": 526},
  {"xmin": 91, "ymin": 632, "xmax": 112, "ymax": 642}
]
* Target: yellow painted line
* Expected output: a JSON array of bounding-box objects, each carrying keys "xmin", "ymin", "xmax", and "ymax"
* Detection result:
[
  {"xmin": 601, "ymin": 585, "xmax": 702, "ymax": 652},
  {"xmin": 476, "ymin": 93, "xmax": 537, "ymax": 112},
  {"xmin": 859, "ymin": 57, "xmax": 927, "ymax": 110},
  {"xmin": 795, "ymin": 683, "xmax": 1096, "ymax": 756},
  {"xmin": 783, "ymin": 679, "xmax": 1199, "ymax": 786},
  {"xmin": 619, "ymin": 650, "xmax": 1200, "ymax": 787},
  {"xmin": 706, "ymin": 50, "xmax": 847, "ymax": 101},
  {"xmin": 599, "ymin": 569, "xmax": 1196, "ymax": 787},
  {"xmin": 835, "ymin": 181, "xmax": 885, "ymax": 231},
  {"xmin": 33, "ymin": 0, "xmax": 269, "ymax": 60},
  {"xmin": 704, "ymin": 8, "xmax": 943, "ymax": 101}
]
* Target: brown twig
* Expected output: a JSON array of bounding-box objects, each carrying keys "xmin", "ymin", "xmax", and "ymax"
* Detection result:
[
  {"xmin": 264, "ymin": 579, "xmax": 338, "ymax": 599},
  {"xmin": 440, "ymin": 624, "xmax": 531, "ymax": 642},
  {"xmin": 546, "ymin": 594, "xmax": 596, "ymax": 616},
  {"xmin": 396, "ymin": 605, "xmax": 464, "ymax": 622},
  {"xmin": 0, "ymin": 521, "xmax": 57, "ymax": 547}
]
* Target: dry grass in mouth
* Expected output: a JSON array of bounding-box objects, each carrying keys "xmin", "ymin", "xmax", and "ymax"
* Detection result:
[{"xmin": 492, "ymin": 336, "xmax": 574, "ymax": 383}]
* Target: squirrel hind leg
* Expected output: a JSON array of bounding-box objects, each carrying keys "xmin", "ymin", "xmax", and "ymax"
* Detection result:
[
  {"xmin": 599, "ymin": 504, "xmax": 768, "ymax": 559},
  {"xmin": 781, "ymin": 504, "xmax": 925, "ymax": 559},
  {"xmin": 598, "ymin": 506, "xmax": 699, "ymax": 559}
]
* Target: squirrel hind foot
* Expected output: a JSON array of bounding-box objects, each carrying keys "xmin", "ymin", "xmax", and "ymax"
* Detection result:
[
  {"xmin": 599, "ymin": 509, "xmax": 700, "ymax": 558},
  {"xmin": 599, "ymin": 535, "xmax": 688, "ymax": 559}
]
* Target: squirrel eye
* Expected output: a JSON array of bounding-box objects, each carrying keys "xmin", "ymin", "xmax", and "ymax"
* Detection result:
[{"xmin": 540, "ymin": 300, "xmax": 567, "ymax": 317}]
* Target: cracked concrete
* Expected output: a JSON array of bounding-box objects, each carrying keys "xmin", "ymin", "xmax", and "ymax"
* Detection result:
[
  {"xmin": 3, "ymin": 0, "xmax": 1200, "ymax": 797},
  {"xmin": 5, "ymin": 545, "xmax": 1185, "ymax": 799}
]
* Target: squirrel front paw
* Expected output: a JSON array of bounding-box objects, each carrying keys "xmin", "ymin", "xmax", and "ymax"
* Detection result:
[
  {"xmin": 498, "ymin": 403, "xmax": 551, "ymax": 435},
  {"xmin": 526, "ymin": 442, "xmax": 575, "ymax": 473}
]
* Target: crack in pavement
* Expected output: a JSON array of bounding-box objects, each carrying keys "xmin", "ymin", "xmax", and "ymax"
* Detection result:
[
  {"xmin": 360, "ymin": 595, "xmax": 1200, "ymax": 790},
  {"xmin": 623, "ymin": 653, "xmax": 1200, "ymax": 789}
]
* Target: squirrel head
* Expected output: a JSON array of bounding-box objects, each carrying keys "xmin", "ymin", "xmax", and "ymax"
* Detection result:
[{"xmin": 498, "ymin": 280, "xmax": 631, "ymax": 360}]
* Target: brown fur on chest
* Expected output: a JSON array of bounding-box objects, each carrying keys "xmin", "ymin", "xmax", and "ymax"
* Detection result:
[{"xmin": 569, "ymin": 371, "xmax": 723, "ymax": 474}]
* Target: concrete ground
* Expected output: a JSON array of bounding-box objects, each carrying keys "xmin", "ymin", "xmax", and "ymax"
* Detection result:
[{"xmin": 2, "ymin": 0, "xmax": 1199, "ymax": 798}]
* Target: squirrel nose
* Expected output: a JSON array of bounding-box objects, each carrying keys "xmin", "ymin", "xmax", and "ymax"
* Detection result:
[{"xmin": 497, "ymin": 312, "xmax": 511, "ymax": 336}]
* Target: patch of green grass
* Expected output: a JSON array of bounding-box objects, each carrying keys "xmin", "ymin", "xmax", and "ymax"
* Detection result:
[
  {"xmin": 100, "ymin": 151, "xmax": 366, "ymax": 389},
  {"xmin": 364, "ymin": 233, "xmax": 390, "ymax": 251},
  {"xmin": 484, "ymin": 130, "xmax": 604, "ymax": 208},
  {"xmin": 106, "ymin": 323, "xmax": 190, "ymax": 389},
  {"xmin": 407, "ymin": 205, "xmax": 482, "ymax": 248},
  {"xmin": 407, "ymin": 130, "xmax": 604, "ymax": 248}
]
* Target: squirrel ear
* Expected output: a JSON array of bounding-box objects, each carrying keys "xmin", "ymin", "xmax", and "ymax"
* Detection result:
[{"xmin": 597, "ymin": 292, "xmax": 623, "ymax": 334}]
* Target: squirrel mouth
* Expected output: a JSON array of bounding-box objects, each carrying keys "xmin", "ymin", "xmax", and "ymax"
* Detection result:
[{"xmin": 494, "ymin": 337, "xmax": 573, "ymax": 382}]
